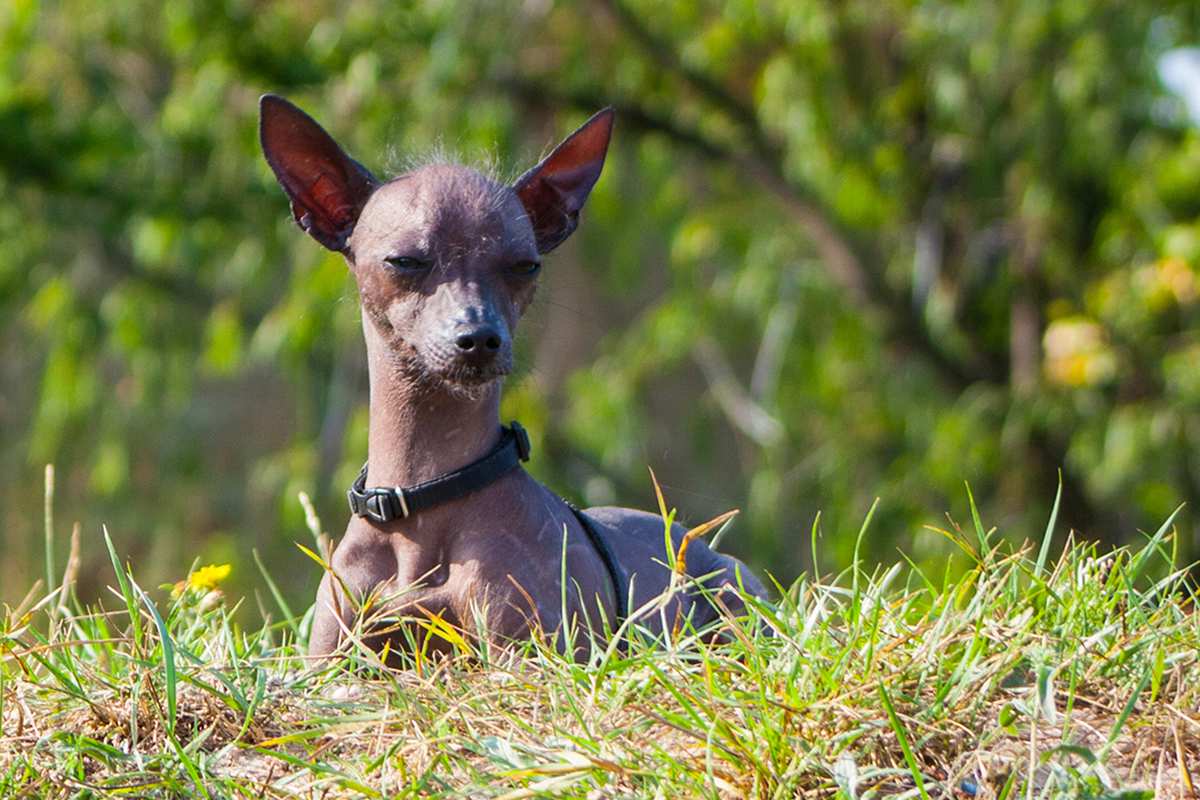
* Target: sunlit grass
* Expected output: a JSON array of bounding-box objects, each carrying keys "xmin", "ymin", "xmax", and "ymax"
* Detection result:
[{"xmin": 1, "ymin": 481, "xmax": 1197, "ymax": 798}]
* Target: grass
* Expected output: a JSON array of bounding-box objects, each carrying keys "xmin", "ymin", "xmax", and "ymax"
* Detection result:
[{"xmin": 1, "ymin": 481, "xmax": 1198, "ymax": 799}]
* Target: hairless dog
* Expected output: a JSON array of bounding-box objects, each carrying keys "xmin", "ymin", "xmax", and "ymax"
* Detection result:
[{"xmin": 259, "ymin": 95, "xmax": 767, "ymax": 661}]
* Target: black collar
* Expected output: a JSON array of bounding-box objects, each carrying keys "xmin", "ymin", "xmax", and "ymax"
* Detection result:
[
  {"xmin": 347, "ymin": 421, "xmax": 628, "ymax": 623},
  {"xmin": 347, "ymin": 422, "xmax": 531, "ymax": 524}
]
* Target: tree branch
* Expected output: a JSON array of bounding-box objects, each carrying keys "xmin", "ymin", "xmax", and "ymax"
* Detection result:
[
  {"xmin": 594, "ymin": 0, "xmax": 781, "ymax": 163},
  {"xmin": 590, "ymin": 3, "xmax": 1011, "ymax": 389},
  {"xmin": 750, "ymin": 290, "xmax": 798, "ymax": 402},
  {"xmin": 692, "ymin": 337, "xmax": 784, "ymax": 449}
]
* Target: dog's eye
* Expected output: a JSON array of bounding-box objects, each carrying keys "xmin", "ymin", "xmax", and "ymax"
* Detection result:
[
  {"xmin": 509, "ymin": 260, "xmax": 541, "ymax": 277},
  {"xmin": 385, "ymin": 255, "xmax": 432, "ymax": 272}
]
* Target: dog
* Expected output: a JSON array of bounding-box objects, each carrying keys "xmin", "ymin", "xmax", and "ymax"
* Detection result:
[{"xmin": 259, "ymin": 95, "xmax": 767, "ymax": 661}]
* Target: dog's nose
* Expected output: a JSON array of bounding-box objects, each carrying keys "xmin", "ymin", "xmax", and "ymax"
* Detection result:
[
  {"xmin": 452, "ymin": 322, "xmax": 506, "ymax": 366},
  {"xmin": 454, "ymin": 327, "xmax": 502, "ymax": 353}
]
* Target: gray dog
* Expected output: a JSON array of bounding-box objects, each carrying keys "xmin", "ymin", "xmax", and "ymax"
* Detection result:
[{"xmin": 259, "ymin": 95, "xmax": 767, "ymax": 661}]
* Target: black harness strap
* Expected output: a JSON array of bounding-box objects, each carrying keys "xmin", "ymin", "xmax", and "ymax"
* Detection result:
[
  {"xmin": 567, "ymin": 505, "xmax": 629, "ymax": 623},
  {"xmin": 345, "ymin": 421, "xmax": 627, "ymax": 624}
]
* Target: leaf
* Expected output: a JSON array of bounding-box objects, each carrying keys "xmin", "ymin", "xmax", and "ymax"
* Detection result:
[{"xmin": 674, "ymin": 509, "xmax": 739, "ymax": 575}]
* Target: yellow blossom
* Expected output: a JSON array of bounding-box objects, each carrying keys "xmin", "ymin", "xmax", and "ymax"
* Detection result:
[
  {"xmin": 1134, "ymin": 257, "xmax": 1197, "ymax": 309},
  {"xmin": 188, "ymin": 563, "xmax": 232, "ymax": 591},
  {"xmin": 1043, "ymin": 316, "xmax": 1117, "ymax": 388},
  {"xmin": 1156, "ymin": 257, "xmax": 1197, "ymax": 304}
]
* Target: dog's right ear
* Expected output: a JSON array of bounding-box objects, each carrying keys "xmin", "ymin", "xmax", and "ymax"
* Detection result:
[{"xmin": 259, "ymin": 94, "xmax": 378, "ymax": 253}]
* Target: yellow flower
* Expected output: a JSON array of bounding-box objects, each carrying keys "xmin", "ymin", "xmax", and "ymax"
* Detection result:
[
  {"xmin": 1043, "ymin": 316, "xmax": 1117, "ymax": 388},
  {"xmin": 188, "ymin": 563, "xmax": 232, "ymax": 592},
  {"xmin": 1156, "ymin": 257, "xmax": 1197, "ymax": 304},
  {"xmin": 1133, "ymin": 257, "xmax": 1197, "ymax": 310}
]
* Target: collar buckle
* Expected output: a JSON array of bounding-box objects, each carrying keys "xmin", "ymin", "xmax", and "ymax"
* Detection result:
[
  {"xmin": 348, "ymin": 485, "xmax": 410, "ymax": 524},
  {"xmin": 365, "ymin": 490, "xmax": 394, "ymax": 523}
]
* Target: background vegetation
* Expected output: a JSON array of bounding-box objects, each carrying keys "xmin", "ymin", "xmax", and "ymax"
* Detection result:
[{"xmin": 3, "ymin": 0, "xmax": 1200, "ymax": 609}]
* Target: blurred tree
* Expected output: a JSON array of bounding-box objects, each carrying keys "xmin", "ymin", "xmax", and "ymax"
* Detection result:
[{"xmin": 1, "ymin": 0, "xmax": 1198, "ymax": 607}]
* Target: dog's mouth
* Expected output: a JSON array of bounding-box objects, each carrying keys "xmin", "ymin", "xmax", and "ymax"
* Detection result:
[
  {"xmin": 438, "ymin": 362, "xmax": 509, "ymax": 387},
  {"xmin": 426, "ymin": 363, "xmax": 509, "ymax": 400},
  {"xmin": 397, "ymin": 351, "xmax": 510, "ymax": 396}
]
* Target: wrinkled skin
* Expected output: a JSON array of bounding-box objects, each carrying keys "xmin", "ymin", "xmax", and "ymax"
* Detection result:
[{"xmin": 259, "ymin": 95, "xmax": 768, "ymax": 662}]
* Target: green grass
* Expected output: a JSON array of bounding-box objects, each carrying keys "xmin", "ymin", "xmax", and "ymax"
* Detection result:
[{"xmin": 1, "ymin": 484, "xmax": 1198, "ymax": 798}]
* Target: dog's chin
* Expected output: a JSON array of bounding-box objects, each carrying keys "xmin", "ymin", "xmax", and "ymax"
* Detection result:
[
  {"xmin": 429, "ymin": 365, "xmax": 508, "ymax": 399},
  {"xmin": 444, "ymin": 372, "xmax": 504, "ymax": 397}
]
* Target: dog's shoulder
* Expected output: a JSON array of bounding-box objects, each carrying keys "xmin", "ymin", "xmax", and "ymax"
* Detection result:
[{"xmin": 577, "ymin": 505, "xmax": 678, "ymax": 543}]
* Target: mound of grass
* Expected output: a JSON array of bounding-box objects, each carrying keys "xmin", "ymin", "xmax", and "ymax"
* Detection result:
[{"xmin": 1, "ymin": 485, "xmax": 1197, "ymax": 798}]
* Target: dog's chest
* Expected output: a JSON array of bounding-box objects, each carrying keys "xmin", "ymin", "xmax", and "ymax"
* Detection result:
[{"xmin": 371, "ymin": 513, "xmax": 601, "ymax": 634}]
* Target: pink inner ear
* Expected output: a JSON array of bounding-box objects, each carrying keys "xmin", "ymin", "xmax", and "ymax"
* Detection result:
[
  {"xmin": 270, "ymin": 146, "xmax": 368, "ymax": 231},
  {"xmin": 543, "ymin": 163, "xmax": 602, "ymax": 212},
  {"xmin": 260, "ymin": 94, "xmax": 378, "ymax": 251},
  {"xmin": 309, "ymin": 171, "xmax": 359, "ymax": 227}
]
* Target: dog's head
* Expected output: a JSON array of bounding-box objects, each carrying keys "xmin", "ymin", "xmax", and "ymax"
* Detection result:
[{"xmin": 259, "ymin": 95, "xmax": 612, "ymax": 391}]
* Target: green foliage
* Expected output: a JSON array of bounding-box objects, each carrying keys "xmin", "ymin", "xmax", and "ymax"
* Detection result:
[{"xmin": 1, "ymin": 0, "xmax": 1200, "ymax": 608}]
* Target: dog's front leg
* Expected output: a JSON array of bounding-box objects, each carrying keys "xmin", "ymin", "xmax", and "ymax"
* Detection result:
[{"xmin": 308, "ymin": 571, "xmax": 354, "ymax": 658}]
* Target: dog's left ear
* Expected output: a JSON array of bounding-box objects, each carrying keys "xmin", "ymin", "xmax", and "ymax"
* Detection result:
[{"xmin": 513, "ymin": 108, "xmax": 614, "ymax": 254}]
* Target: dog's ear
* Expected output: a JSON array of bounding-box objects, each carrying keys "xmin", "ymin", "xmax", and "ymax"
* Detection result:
[
  {"xmin": 513, "ymin": 108, "xmax": 614, "ymax": 254},
  {"xmin": 259, "ymin": 94, "xmax": 379, "ymax": 253}
]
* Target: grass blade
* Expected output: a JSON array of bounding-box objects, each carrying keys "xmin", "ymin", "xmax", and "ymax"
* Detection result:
[
  {"xmin": 43, "ymin": 464, "xmax": 57, "ymax": 604},
  {"xmin": 135, "ymin": 581, "xmax": 177, "ymax": 735},
  {"xmin": 878, "ymin": 682, "xmax": 931, "ymax": 800},
  {"xmin": 101, "ymin": 525, "xmax": 143, "ymax": 649},
  {"xmin": 1035, "ymin": 473, "xmax": 1063, "ymax": 578},
  {"xmin": 253, "ymin": 548, "xmax": 299, "ymax": 638}
]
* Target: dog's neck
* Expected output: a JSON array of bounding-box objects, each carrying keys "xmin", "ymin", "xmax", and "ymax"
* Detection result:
[{"xmin": 362, "ymin": 319, "xmax": 503, "ymax": 488}]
